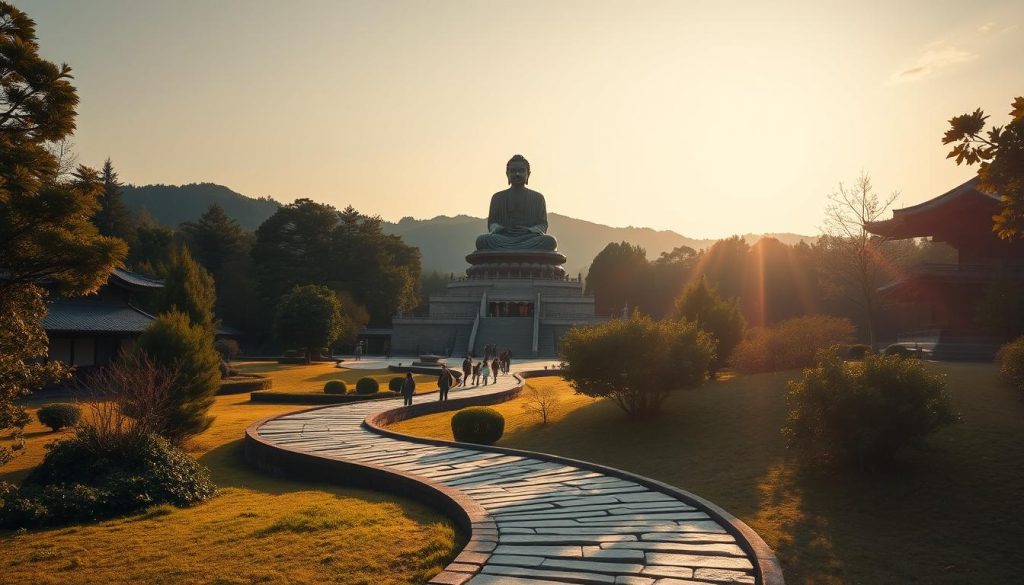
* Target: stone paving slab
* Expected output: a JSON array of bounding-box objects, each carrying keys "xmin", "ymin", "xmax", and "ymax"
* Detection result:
[{"xmin": 247, "ymin": 362, "xmax": 781, "ymax": 585}]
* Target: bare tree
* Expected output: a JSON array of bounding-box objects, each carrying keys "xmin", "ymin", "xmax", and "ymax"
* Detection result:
[
  {"xmin": 76, "ymin": 354, "xmax": 178, "ymax": 453},
  {"xmin": 822, "ymin": 173, "xmax": 900, "ymax": 346},
  {"xmin": 521, "ymin": 384, "xmax": 561, "ymax": 424},
  {"xmin": 46, "ymin": 138, "xmax": 79, "ymax": 181}
]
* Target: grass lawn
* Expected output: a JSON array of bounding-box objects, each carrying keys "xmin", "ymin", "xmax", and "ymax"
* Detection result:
[
  {"xmin": 234, "ymin": 361, "xmax": 438, "ymax": 395},
  {"xmin": 389, "ymin": 363, "xmax": 1024, "ymax": 585},
  {"xmin": 1, "ymin": 364, "xmax": 460, "ymax": 585}
]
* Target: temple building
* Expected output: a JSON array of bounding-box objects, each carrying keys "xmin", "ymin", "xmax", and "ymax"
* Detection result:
[
  {"xmin": 866, "ymin": 177, "xmax": 1024, "ymax": 358},
  {"xmin": 388, "ymin": 156, "xmax": 604, "ymax": 357},
  {"xmin": 43, "ymin": 268, "xmax": 165, "ymax": 369}
]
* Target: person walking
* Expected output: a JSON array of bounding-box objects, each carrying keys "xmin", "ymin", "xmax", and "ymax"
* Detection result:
[
  {"xmin": 504, "ymin": 350, "xmax": 512, "ymax": 374},
  {"xmin": 461, "ymin": 356, "xmax": 472, "ymax": 387},
  {"xmin": 438, "ymin": 365, "xmax": 454, "ymax": 401},
  {"xmin": 481, "ymin": 361, "xmax": 490, "ymax": 386},
  {"xmin": 472, "ymin": 361, "xmax": 481, "ymax": 385},
  {"xmin": 491, "ymin": 358, "xmax": 499, "ymax": 384},
  {"xmin": 401, "ymin": 372, "xmax": 415, "ymax": 407}
]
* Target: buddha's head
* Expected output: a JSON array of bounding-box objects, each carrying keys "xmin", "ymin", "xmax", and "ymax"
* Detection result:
[{"xmin": 506, "ymin": 154, "xmax": 530, "ymax": 186}]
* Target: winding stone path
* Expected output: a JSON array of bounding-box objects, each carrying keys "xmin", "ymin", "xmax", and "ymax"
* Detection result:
[{"xmin": 244, "ymin": 362, "xmax": 784, "ymax": 585}]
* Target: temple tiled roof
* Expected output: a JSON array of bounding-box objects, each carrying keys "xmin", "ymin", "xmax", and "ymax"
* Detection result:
[
  {"xmin": 110, "ymin": 268, "xmax": 165, "ymax": 290},
  {"xmin": 43, "ymin": 301, "xmax": 158, "ymax": 334}
]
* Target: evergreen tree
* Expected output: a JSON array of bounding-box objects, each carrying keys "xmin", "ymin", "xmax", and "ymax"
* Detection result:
[
  {"xmin": 274, "ymin": 285, "xmax": 346, "ymax": 363},
  {"xmin": 674, "ymin": 276, "xmax": 746, "ymax": 374},
  {"xmin": 181, "ymin": 204, "xmax": 258, "ymax": 333},
  {"xmin": 135, "ymin": 311, "xmax": 221, "ymax": 444},
  {"xmin": 584, "ymin": 242, "xmax": 650, "ymax": 316},
  {"xmin": 93, "ymin": 158, "xmax": 134, "ymax": 243},
  {"xmin": 0, "ymin": 2, "xmax": 126, "ymax": 465},
  {"xmin": 159, "ymin": 246, "xmax": 216, "ymax": 332}
]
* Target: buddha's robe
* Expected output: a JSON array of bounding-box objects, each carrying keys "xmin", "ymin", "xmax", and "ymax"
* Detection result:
[{"xmin": 474, "ymin": 187, "xmax": 558, "ymax": 251}]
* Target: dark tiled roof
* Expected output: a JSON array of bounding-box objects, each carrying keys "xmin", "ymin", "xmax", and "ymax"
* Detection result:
[
  {"xmin": 43, "ymin": 301, "xmax": 157, "ymax": 334},
  {"xmin": 111, "ymin": 268, "xmax": 164, "ymax": 290}
]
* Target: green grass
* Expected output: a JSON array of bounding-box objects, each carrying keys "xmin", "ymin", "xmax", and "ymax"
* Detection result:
[
  {"xmin": 1, "ymin": 364, "xmax": 461, "ymax": 584},
  {"xmin": 234, "ymin": 361, "xmax": 437, "ymax": 395},
  {"xmin": 389, "ymin": 363, "xmax": 1024, "ymax": 585}
]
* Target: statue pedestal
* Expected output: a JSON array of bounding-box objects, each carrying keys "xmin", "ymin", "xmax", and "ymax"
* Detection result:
[{"xmin": 465, "ymin": 250, "xmax": 567, "ymax": 280}]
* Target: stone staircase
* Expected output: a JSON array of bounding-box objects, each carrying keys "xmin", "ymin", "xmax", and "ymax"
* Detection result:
[{"xmin": 473, "ymin": 317, "xmax": 536, "ymax": 357}]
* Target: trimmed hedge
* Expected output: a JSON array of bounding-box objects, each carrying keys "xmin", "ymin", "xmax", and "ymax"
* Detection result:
[
  {"xmin": 36, "ymin": 403, "xmax": 82, "ymax": 431},
  {"xmin": 355, "ymin": 377, "xmax": 379, "ymax": 395},
  {"xmin": 451, "ymin": 407, "xmax": 505, "ymax": 445},
  {"xmin": 388, "ymin": 377, "xmax": 405, "ymax": 392},
  {"xmin": 216, "ymin": 375, "xmax": 272, "ymax": 395},
  {"xmin": 324, "ymin": 380, "xmax": 348, "ymax": 394}
]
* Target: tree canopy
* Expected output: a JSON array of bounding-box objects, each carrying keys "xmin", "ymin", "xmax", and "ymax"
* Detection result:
[
  {"xmin": 0, "ymin": 2, "xmax": 125, "ymax": 465},
  {"xmin": 274, "ymin": 284, "xmax": 346, "ymax": 362},
  {"xmin": 944, "ymin": 97, "xmax": 1024, "ymax": 239},
  {"xmin": 253, "ymin": 199, "xmax": 420, "ymax": 326}
]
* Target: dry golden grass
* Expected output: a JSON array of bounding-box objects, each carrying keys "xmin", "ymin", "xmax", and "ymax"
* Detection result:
[
  {"xmin": 388, "ymin": 364, "xmax": 1024, "ymax": 585},
  {"xmin": 235, "ymin": 361, "xmax": 437, "ymax": 395},
  {"xmin": 1, "ymin": 365, "xmax": 460, "ymax": 585}
]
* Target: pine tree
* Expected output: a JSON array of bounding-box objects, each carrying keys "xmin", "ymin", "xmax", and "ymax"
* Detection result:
[
  {"xmin": 0, "ymin": 2, "xmax": 126, "ymax": 465},
  {"xmin": 159, "ymin": 246, "xmax": 217, "ymax": 332},
  {"xmin": 674, "ymin": 276, "xmax": 746, "ymax": 374},
  {"xmin": 93, "ymin": 158, "xmax": 134, "ymax": 243}
]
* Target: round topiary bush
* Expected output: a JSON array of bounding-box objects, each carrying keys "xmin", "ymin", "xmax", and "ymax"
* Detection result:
[
  {"xmin": 388, "ymin": 377, "xmax": 405, "ymax": 392},
  {"xmin": 451, "ymin": 407, "xmax": 505, "ymax": 445},
  {"xmin": 36, "ymin": 403, "xmax": 82, "ymax": 432},
  {"xmin": 355, "ymin": 377, "xmax": 379, "ymax": 395},
  {"xmin": 323, "ymin": 380, "xmax": 348, "ymax": 394},
  {"xmin": 847, "ymin": 344, "xmax": 873, "ymax": 359}
]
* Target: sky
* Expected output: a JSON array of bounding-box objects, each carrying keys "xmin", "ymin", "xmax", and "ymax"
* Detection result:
[{"xmin": 17, "ymin": 0, "xmax": 1024, "ymax": 238}]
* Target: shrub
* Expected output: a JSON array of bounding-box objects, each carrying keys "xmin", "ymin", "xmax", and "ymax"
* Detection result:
[
  {"xmin": 783, "ymin": 349, "xmax": 958, "ymax": 468},
  {"xmin": 732, "ymin": 315, "xmax": 856, "ymax": 374},
  {"xmin": 451, "ymin": 407, "xmax": 505, "ymax": 445},
  {"xmin": 36, "ymin": 403, "xmax": 81, "ymax": 431},
  {"xmin": 0, "ymin": 432, "xmax": 216, "ymax": 528},
  {"xmin": 388, "ymin": 377, "xmax": 405, "ymax": 392},
  {"xmin": 323, "ymin": 380, "xmax": 348, "ymax": 394},
  {"xmin": 996, "ymin": 337, "xmax": 1024, "ymax": 396},
  {"xmin": 673, "ymin": 276, "xmax": 745, "ymax": 374},
  {"xmin": 135, "ymin": 310, "xmax": 221, "ymax": 445},
  {"xmin": 217, "ymin": 376, "xmax": 272, "ymax": 394},
  {"xmin": 214, "ymin": 338, "xmax": 240, "ymax": 362},
  {"xmin": 847, "ymin": 344, "xmax": 873, "ymax": 359},
  {"xmin": 355, "ymin": 377, "xmax": 379, "ymax": 395},
  {"xmin": 560, "ymin": 314, "xmax": 714, "ymax": 419}
]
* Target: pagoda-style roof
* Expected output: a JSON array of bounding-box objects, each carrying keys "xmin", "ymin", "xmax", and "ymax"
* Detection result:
[
  {"xmin": 110, "ymin": 268, "xmax": 165, "ymax": 291},
  {"xmin": 865, "ymin": 177, "xmax": 999, "ymax": 244},
  {"xmin": 43, "ymin": 301, "xmax": 159, "ymax": 334}
]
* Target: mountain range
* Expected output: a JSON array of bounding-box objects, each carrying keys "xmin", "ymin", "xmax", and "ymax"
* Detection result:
[{"xmin": 122, "ymin": 183, "xmax": 816, "ymax": 275}]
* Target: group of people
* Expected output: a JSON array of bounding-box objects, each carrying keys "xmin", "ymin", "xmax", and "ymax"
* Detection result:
[
  {"xmin": 398, "ymin": 345, "xmax": 514, "ymax": 407},
  {"xmin": 459, "ymin": 346, "xmax": 512, "ymax": 388}
]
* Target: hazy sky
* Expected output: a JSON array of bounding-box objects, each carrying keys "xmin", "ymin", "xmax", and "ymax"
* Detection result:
[{"xmin": 18, "ymin": 0, "xmax": 1024, "ymax": 237}]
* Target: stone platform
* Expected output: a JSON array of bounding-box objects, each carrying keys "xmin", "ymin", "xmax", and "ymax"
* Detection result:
[{"xmin": 244, "ymin": 362, "xmax": 783, "ymax": 585}]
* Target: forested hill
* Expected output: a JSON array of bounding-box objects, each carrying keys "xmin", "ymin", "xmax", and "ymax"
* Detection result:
[
  {"xmin": 122, "ymin": 181, "xmax": 815, "ymax": 274},
  {"xmin": 122, "ymin": 183, "xmax": 281, "ymax": 230},
  {"xmin": 383, "ymin": 213, "xmax": 816, "ymax": 276}
]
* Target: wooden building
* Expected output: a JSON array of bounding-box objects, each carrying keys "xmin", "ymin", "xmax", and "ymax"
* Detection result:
[
  {"xmin": 865, "ymin": 177, "xmax": 1024, "ymax": 358},
  {"xmin": 43, "ymin": 268, "xmax": 164, "ymax": 368}
]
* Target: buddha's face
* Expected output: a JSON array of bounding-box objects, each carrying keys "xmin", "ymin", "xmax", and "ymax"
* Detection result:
[{"xmin": 506, "ymin": 160, "xmax": 530, "ymax": 186}]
